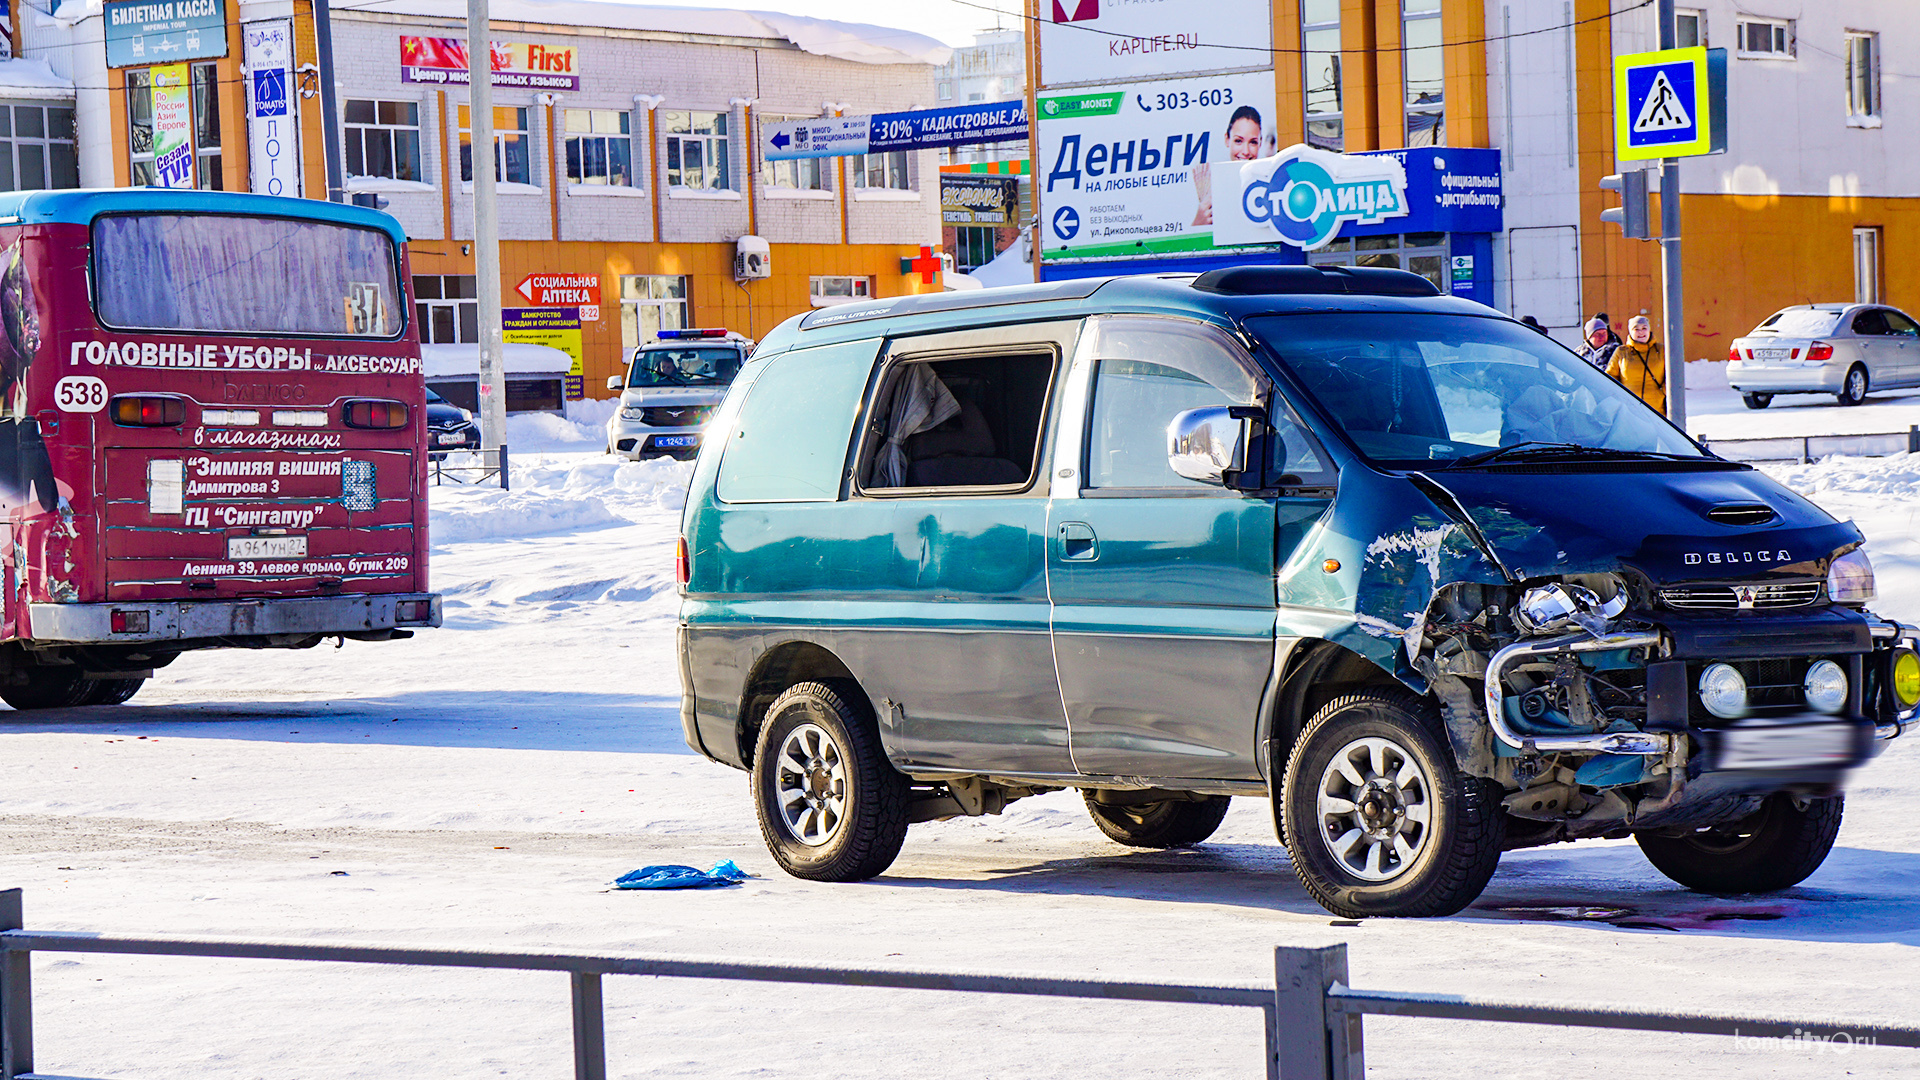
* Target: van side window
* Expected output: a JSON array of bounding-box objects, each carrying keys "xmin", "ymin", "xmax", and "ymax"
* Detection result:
[
  {"xmin": 1084, "ymin": 320, "xmax": 1260, "ymax": 490},
  {"xmin": 863, "ymin": 351, "xmax": 1054, "ymax": 491},
  {"xmin": 715, "ymin": 339, "xmax": 880, "ymax": 503}
]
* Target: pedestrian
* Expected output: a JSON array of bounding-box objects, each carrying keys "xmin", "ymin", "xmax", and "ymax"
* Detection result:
[
  {"xmin": 1519, "ymin": 315, "xmax": 1549, "ymax": 335},
  {"xmin": 1595, "ymin": 312, "xmax": 1622, "ymax": 345},
  {"xmin": 1607, "ymin": 315, "xmax": 1667, "ymax": 413},
  {"xmin": 1579, "ymin": 317, "xmax": 1618, "ymax": 371}
]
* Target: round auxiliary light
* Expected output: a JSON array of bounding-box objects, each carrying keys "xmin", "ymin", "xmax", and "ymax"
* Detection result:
[
  {"xmin": 1894, "ymin": 649, "xmax": 1920, "ymax": 712},
  {"xmin": 1698, "ymin": 663, "xmax": 1750, "ymax": 721},
  {"xmin": 1803, "ymin": 659, "xmax": 1849, "ymax": 715}
]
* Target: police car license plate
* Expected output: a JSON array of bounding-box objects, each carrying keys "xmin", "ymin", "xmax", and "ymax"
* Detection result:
[
  {"xmin": 655, "ymin": 435, "xmax": 698, "ymax": 448},
  {"xmin": 228, "ymin": 536, "xmax": 308, "ymax": 560},
  {"xmin": 1716, "ymin": 722, "xmax": 1856, "ymax": 770},
  {"xmin": 1752, "ymin": 348, "xmax": 1792, "ymax": 361}
]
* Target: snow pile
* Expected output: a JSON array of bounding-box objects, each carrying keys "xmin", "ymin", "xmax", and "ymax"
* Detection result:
[
  {"xmin": 1759, "ymin": 452, "xmax": 1920, "ymax": 625},
  {"xmin": 430, "ymin": 451, "xmax": 692, "ymax": 545},
  {"xmin": 498, "ymin": 398, "xmax": 620, "ymax": 451}
]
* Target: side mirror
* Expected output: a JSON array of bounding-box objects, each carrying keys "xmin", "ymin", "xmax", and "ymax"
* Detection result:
[
  {"xmin": 1167, "ymin": 406, "xmax": 1248, "ymax": 485},
  {"xmin": 606, "ymin": 375, "xmax": 623, "ymax": 392}
]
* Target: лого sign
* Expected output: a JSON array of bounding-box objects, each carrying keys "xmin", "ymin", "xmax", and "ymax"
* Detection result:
[{"xmin": 1214, "ymin": 145, "xmax": 1409, "ymax": 251}]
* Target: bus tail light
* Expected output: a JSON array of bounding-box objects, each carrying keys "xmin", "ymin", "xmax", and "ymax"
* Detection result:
[
  {"xmin": 394, "ymin": 600, "xmax": 431, "ymax": 623},
  {"xmin": 110, "ymin": 610, "xmax": 150, "ymax": 634},
  {"xmin": 675, "ymin": 536, "xmax": 690, "ymax": 586},
  {"xmin": 111, "ymin": 396, "xmax": 186, "ymax": 427},
  {"xmin": 343, "ymin": 399, "xmax": 409, "ymax": 429}
]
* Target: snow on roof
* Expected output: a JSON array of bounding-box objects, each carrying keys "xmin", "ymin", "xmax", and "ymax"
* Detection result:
[
  {"xmin": 422, "ymin": 342, "xmax": 576, "ymax": 378},
  {"xmin": 0, "ymin": 58, "xmax": 75, "ymax": 98},
  {"xmin": 333, "ymin": 0, "xmax": 951, "ymax": 66}
]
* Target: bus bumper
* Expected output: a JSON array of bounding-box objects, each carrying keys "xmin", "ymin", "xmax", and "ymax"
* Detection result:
[{"xmin": 26, "ymin": 594, "xmax": 443, "ymax": 644}]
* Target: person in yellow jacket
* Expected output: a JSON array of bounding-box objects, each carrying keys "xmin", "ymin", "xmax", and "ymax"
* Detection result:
[{"xmin": 1607, "ymin": 315, "xmax": 1667, "ymax": 414}]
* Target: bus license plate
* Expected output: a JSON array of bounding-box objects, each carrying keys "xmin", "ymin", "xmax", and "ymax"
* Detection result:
[
  {"xmin": 1716, "ymin": 722, "xmax": 1857, "ymax": 770},
  {"xmin": 228, "ymin": 536, "xmax": 308, "ymax": 560},
  {"xmin": 654, "ymin": 435, "xmax": 698, "ymax": 448}
]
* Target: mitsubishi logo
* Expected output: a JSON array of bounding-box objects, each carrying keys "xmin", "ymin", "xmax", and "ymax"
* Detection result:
[{"xmin": 1736, "ymin": 585, "xmax": 1758, "ymax": 611}]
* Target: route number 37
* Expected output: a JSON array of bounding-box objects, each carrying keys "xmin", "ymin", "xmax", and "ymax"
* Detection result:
[{"xmin": 55, "ymin": 375, "xmax": 109, "ymax": 413}]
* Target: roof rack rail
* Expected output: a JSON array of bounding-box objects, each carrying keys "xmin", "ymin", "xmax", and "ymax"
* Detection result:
[{"xmin": 1190, "ymin": 265, "xmax": 1441, "ymax": 297}]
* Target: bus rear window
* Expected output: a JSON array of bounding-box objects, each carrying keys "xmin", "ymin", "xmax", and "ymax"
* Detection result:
[{"xmin": 92, "ymin": 213, "xmax": 403, "ymax": 338}]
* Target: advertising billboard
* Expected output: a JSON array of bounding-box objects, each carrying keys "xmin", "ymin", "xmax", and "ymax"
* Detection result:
[
  {"xmin": 1039, "ymin": 0, "xmax": 1273, "ymax": 87},
  {"xmin": 761, "ymin": 101, "xmax": 1027, "ymax": 161},
  {"xmin": 1211, "ymin": 145, "xmax": 1504, "ymax": 249},
  {"xmin": 1037, "ymin": 71, "xmax": 1277, "ymax": 262},
  {"xmin": 941, "ymin": 175, "xmax": 1020, "ymax": 225},
  {"xmin": 104, "ymin": 0, "xmax": 228, "ymax": 68},
  {"xmin": 150, "ymin": 63, "xmax": 194, "ymax": 188},
  {"xmin": 400, "ymin": 36, "xmax": 580, "ymax": 91},
  {"xmin": 244, "ymin": 19, "xmax": 300, "ymax": 198}
]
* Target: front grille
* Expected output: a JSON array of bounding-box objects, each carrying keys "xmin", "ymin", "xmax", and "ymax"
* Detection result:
[
  {"xmin": 1706, "ymin": 503, "xmax": 1777, "ymax": 526},
  {"xmin": 1659, "ymin": 581, "xmax": 1823, "ymax": 610},
  {"xmin": 640, "ymin": 406, "xmax": 712, "ymax": 427}
]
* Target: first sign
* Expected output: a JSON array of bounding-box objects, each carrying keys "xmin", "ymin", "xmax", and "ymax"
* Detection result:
[
  {"xmin": 105, "ymin": 0, "xmax": 229, "ymax": 68},
  {"xmin": 1613, "ymin": 46, "xmax": 1725, "ymax": 161}
]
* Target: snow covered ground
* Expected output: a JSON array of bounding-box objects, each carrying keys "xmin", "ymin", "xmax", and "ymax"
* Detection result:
[{"xmin": 4, "ymin": 399, "xmax": 1920, "ymax": 1079}]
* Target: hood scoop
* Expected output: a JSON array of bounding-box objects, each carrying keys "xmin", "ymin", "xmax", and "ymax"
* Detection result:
[{"xmin": 1706, "ymin": 503, "xmax": 1778, "ymax": 526}]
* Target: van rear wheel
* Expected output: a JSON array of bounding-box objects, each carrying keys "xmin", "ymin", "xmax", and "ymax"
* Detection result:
[
  {"xmin": 1282, "ymin": 689, "xmax": 1504, "ymax": 918},
  {"xmin": 1636, "ymin": 793, "xmax": 1842, "ymax": 893},
  {"xmin": 751, "ymin": 680, "xmax": 909, "ymax": 882},
  {"xmin": 0, "ymin": 668, "xmax": 91, "ymax": 710},
  {"xmin": 1084, "ymin": 793, "xmax": 1231, "ymax": 848},
  {"xmin": 80, "ymin": 678, "xmax": 146, "ymax": 706}
]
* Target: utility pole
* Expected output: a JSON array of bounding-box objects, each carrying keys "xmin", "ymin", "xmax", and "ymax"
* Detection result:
[
  {"xmin": 1656, "ymin": 0, "xmax": 1686, "ymax": 429},
  {"xmin": 311, "ymin": 0, "xmax": 345, "ymax": 202},
  {"xmin": 468, "ymin": 0, "xmax": 509, "ymax": 452}
]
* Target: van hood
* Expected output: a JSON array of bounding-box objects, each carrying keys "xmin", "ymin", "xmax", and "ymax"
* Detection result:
[
  {"xmin": 1414, "ymin": 465, "xmax": 1863, "ymax": 586},
  {"xmin": 619, "ymin": 387, "xmax": 729, "ymax": 408}
]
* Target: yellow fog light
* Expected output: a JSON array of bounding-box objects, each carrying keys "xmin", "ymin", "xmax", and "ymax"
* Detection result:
[{"xmin": 1894, "ymin": 649, "xmax": 1920, "ymax": 710}]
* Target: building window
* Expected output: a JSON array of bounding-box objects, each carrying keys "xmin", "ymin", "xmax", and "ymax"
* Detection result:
[
  {"xmin": 564, "ymin": 109, "xmax": 632, "ymax": 187},
  {"xmin": 1847, "ymin": 32, "xmax": 1879, "ymax": 120},
  {"xmin": 1302, "ymin": 0, "xmax": 1343, "ymax": 151},
  {"xmin": 620, "ymin": 275, "xmax": 689, "ymax": 352},
  {"xmin": 458, "ymin": 105, "xmax": 532, "ymax": 185},
  {"xmin": 413, "ymin": 275, "xmax": 478, "ymax": 345},
  {"xmin": 854, "ymin": 150, "xmax": 911, "ymax": 191},
  {"xmin": 1402, "ymin": 0, "xmax": 1444, "ymax": 147},
  {"xmin": 759, "ymin": 115, "xmax": 824, "ymax": 190},
  {"xmin": 1737, "ymin": 17, "xmax": 1793, "ymax": 58},
  {"xmin": 938, "ymin": 82, "xmax": 953, "ymax": 100},
  {"xmin": 1675, "ymin": 8, "xmax": 1706, "ymax": 48},
  {"xmin": 952, "ymin": 227, "xmax": 997, "ymax": 273},
  {"xmin": 125, "ymin": 63, "xmax": 222, "ymax": 188},
  {"xmin": 808, "ymin": 275, "xmax": 873, "ymax": 307},
  {"xmin": 1308, "ymin": 232, "xmax": 1451, "ymax": 293},
  {"xmin": 663, "ymin": 110, "xmax": 730, "ymax": 191},
  {"xmin": 345, "ymin": 100, "xmax": 423, "ymax": 182},
  {"xmin": 1854, "ymin": 227, "xmax": 1881, "ymax": 304},
  {"xmin": 0, "ymin": 104, "xmax": 78, "ymax": 191}
]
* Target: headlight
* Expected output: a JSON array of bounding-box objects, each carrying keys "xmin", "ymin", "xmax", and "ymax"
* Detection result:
[
  {"xmin": 1803, "ymin": 659, "xmax": 1848, "ymax": 714},
  {"xmin": 1828, "ymin": 549, "xmax": 1875, "ymax": 603},
  {"xmin": 1894, "ymin": 649, "xmax": 1920, "ymax": 711},
  {"xmin": 1699, "ymin": 663, "xmax": 1750, "ymax": 720},
  {"xmin": 619, "ymin": 406, "xmax": 645, "ymax": 421}
]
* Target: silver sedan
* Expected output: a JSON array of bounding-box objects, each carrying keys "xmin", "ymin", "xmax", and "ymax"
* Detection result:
[{"xmin": 1726, "ymin": 303, "xmax": 1920, "ymax": 408}]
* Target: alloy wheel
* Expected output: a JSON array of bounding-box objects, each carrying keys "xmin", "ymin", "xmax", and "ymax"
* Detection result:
[
  {"xmin": 773, "ymin": 722, "xmax": 848, "ymax": 847},
  {"xmin": 1315, "ymin": 735, "xmax": 1434, "ymax": 882}
]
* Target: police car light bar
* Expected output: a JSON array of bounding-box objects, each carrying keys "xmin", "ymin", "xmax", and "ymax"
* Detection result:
[{"xmin": 656, "ymin": 328, "xmax": 731, "ymax": 339}]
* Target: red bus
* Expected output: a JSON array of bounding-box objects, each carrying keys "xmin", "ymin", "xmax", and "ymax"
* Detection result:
[{"xmin": 0, "ymin": 190, "xmax": 439, "ymax": 709}]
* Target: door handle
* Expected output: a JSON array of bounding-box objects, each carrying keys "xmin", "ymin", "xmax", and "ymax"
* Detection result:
[{"xmin": 1059, "ymin": 521, "xmax": 1097, "ymax": 561}]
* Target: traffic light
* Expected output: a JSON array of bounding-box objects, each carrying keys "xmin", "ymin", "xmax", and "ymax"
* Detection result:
[{"xmin": 1599, "ymin": 171, "xmax": 1651, "ymax": 239}]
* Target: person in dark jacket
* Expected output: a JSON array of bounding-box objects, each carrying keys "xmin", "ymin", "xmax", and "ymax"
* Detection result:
[{"xmin": 1578, "ymin": 317, "xmax": 1618, "ymax": 372}]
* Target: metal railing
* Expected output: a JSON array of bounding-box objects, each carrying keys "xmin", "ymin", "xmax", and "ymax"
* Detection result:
[
  {"xmin": 429, "ymin": 443, "xmax": 509, "ymax": 490},
  {"xmin": 3, "ymin": 889, "xmax": 1917, "ymax": 1079},
  {"xmin": 1699, "ymin": 425, "xmax": 1920, "ymax": 464}
]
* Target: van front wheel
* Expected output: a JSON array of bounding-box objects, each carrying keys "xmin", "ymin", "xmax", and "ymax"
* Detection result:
[
  {"xmin": 1084, "ymin": 792, "xmax": 1231, "ymax": 848},
  {"xmin": 751, "ymin": 681, "xmax": 909, "ymax": 882},
  {"xmin": 1635, "ymin": 793, "xmax": 1842, "ymax": 893},
  {"xmin": 1282, "ymin": 689, "xmax": 1504, "ymax": 917}
]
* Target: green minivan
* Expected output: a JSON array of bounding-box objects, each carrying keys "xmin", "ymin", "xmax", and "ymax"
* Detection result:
[{"xmin": 675, "ymin": 267, "xmax": 1917, "ymax": 917}]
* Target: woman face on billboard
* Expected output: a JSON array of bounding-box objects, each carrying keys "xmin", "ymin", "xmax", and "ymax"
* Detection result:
[{"xmin": 1225, "ymin": 107, "xmax": 1263, "ymax": 161}]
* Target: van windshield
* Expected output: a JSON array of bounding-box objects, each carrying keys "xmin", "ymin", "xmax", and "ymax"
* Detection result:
[
  {"xmin": 1247, "ymin": 313, "xmax": 1702, "ymax": 470},
  {"xmin": 627, "ymin": 347, "xmax": 741, "ymax": 388}
]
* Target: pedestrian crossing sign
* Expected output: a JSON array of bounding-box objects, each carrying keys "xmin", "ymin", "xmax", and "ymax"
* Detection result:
[{"xmin": 1614, "ymin": 47, "xmax": 1719, "ymax": 160}]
